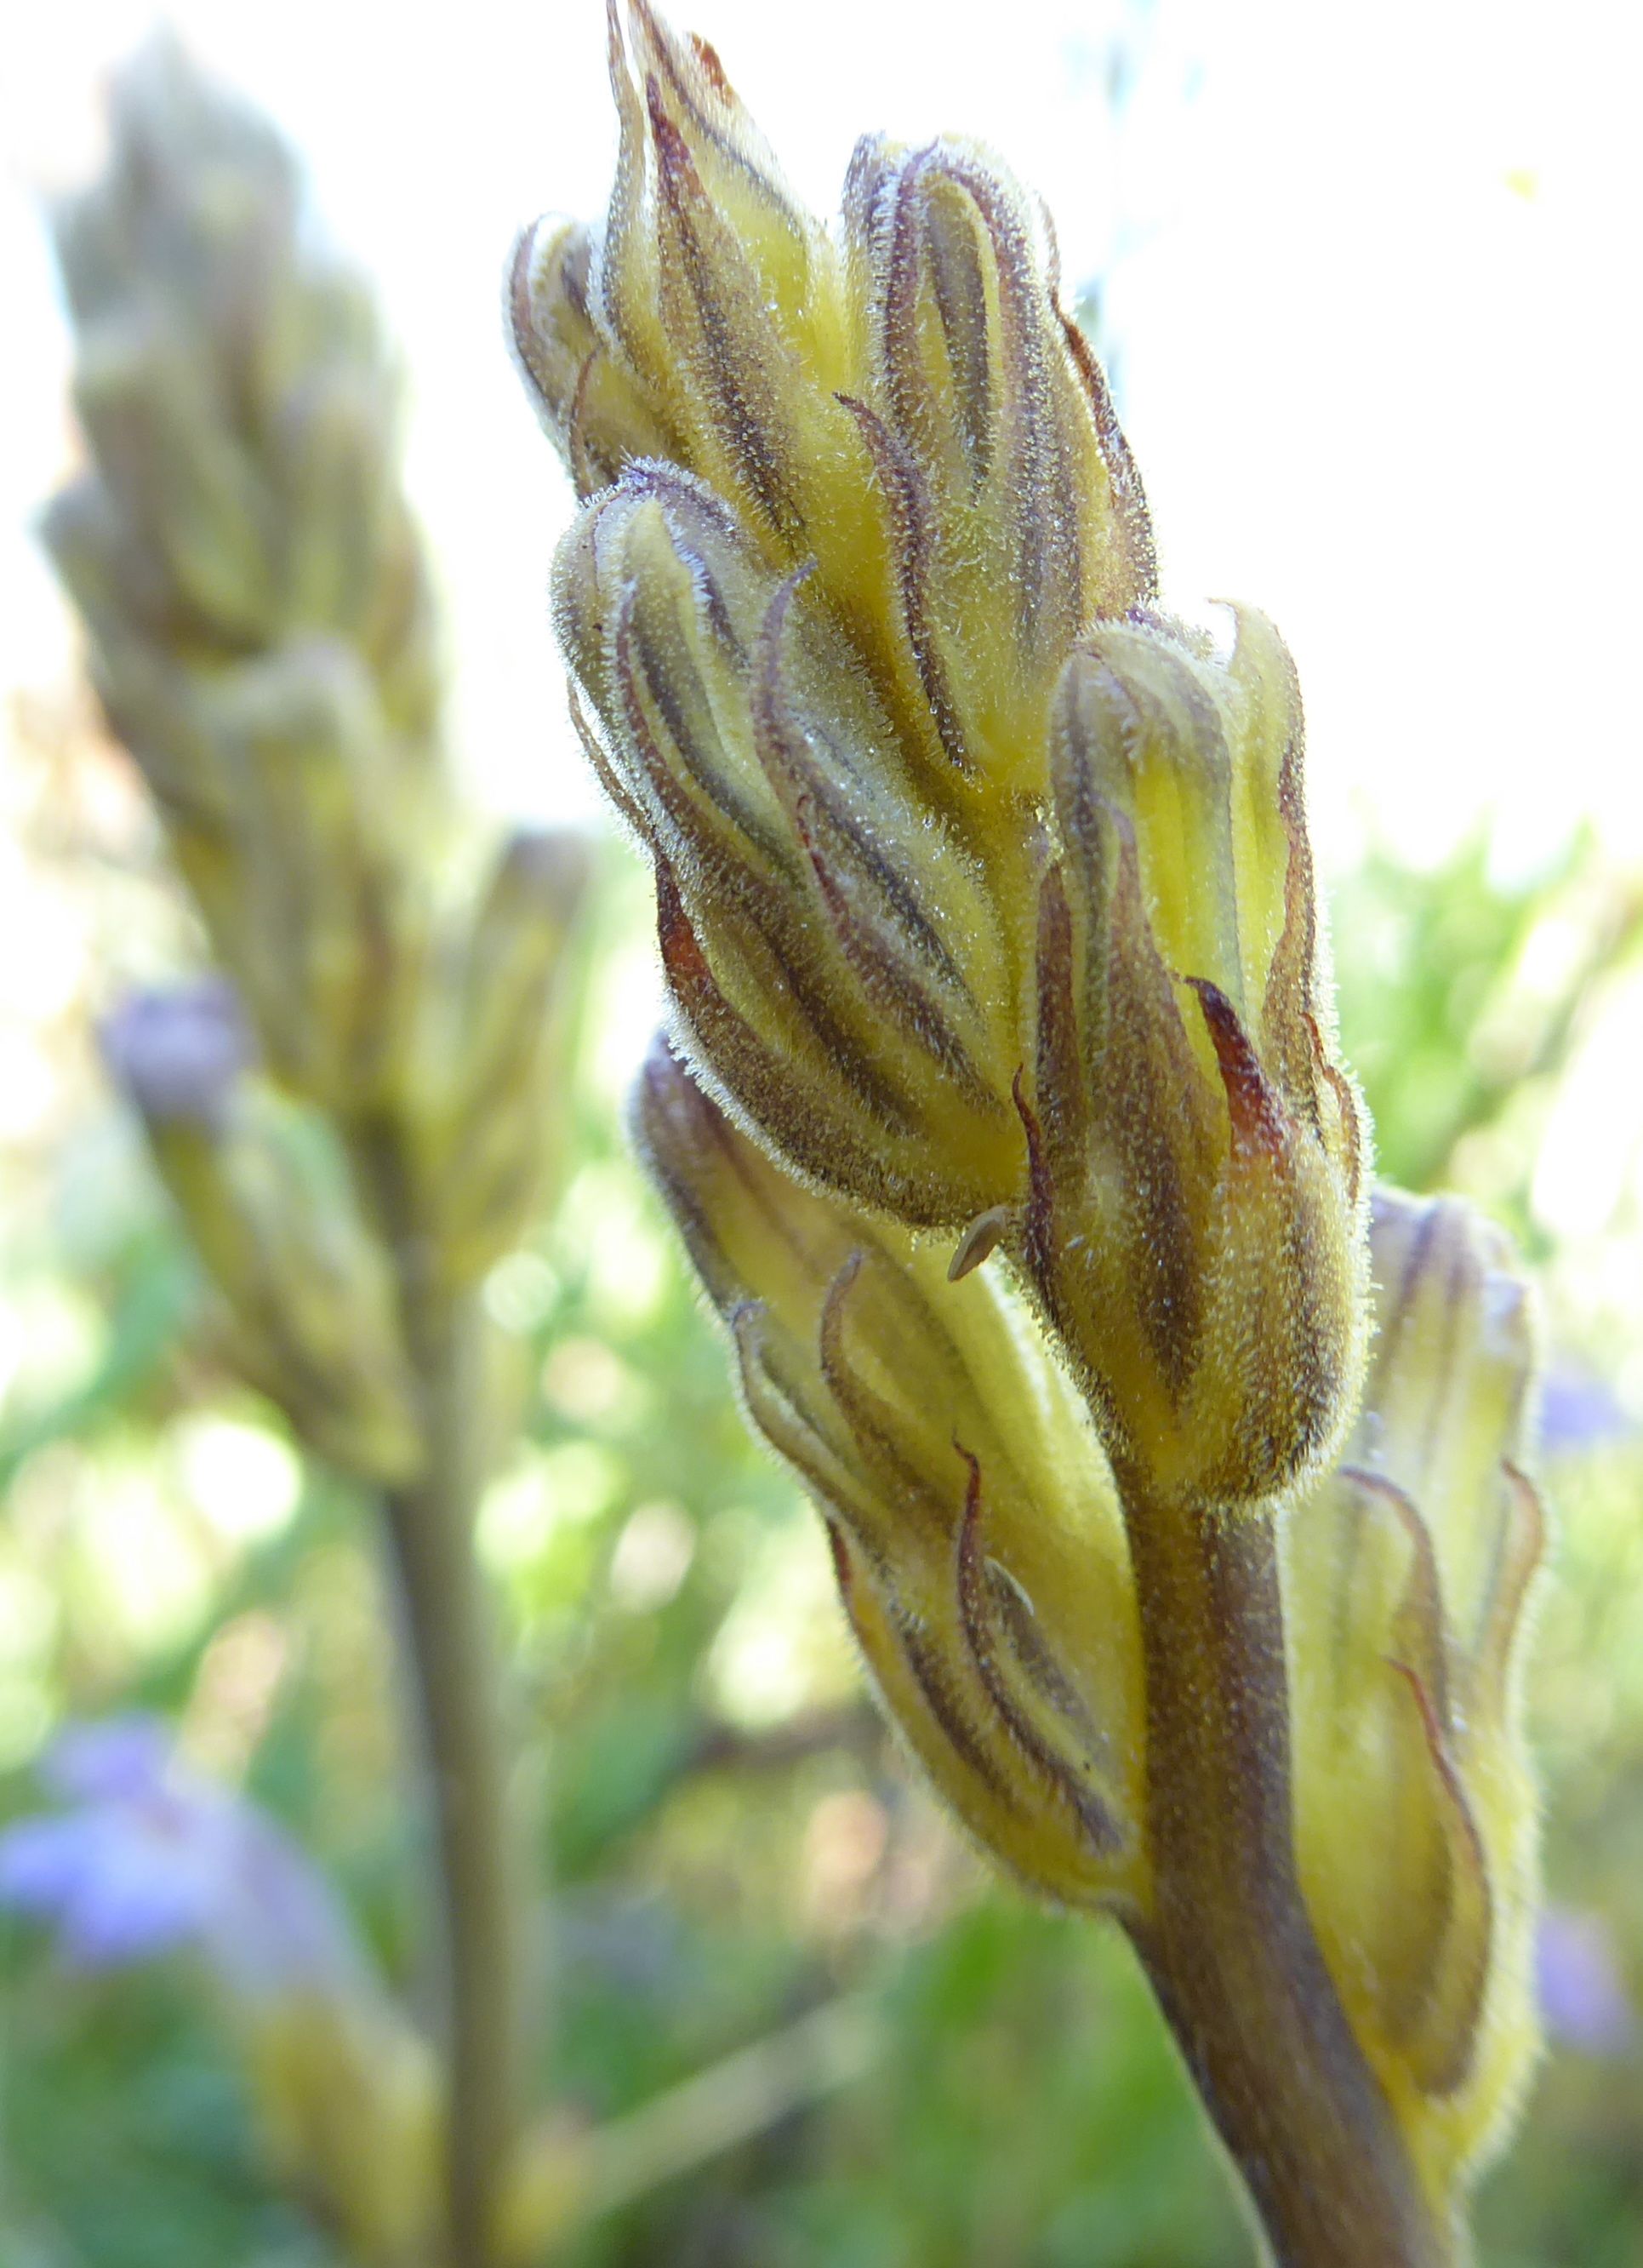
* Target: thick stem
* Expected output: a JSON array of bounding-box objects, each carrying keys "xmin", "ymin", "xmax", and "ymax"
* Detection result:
[
  {"xmin": 362, "ymin": 1123, "xmax": 521, "ymax": 2268},
  {"xmin": 1118, "ymin": 1477, "xmax": 1454, "ymax": 2268}
]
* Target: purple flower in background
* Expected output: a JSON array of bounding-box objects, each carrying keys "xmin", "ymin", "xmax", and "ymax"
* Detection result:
[
  {"xmin": 1537, "ymin": 1905, "xmax": 1635, "ymax": 2058},
  {"xmin": 100, "ymin": 980, "xmax": 252, "ymax": 1128},
  {"xmin": 0, "ymin": 1715, "xmax": 362, "ymax": 2000},
  {"xmin": 1536, "ymin": 1362, "xmax": 1636, "ymax": 1458}
]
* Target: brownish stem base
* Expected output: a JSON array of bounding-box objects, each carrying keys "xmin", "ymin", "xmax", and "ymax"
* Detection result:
[{"xmin": 1120, "ymin": 1482, "xmax": 1454, "ymax": 2268}]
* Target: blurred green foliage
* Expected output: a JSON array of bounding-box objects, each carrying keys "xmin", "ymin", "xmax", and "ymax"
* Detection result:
[{"xmin": 3, "ymin": 809, "xmax": 1643, "ymax": 2265}]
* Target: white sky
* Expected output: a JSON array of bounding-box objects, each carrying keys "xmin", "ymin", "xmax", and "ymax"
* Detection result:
[{"xmin": 3, "ymin": 0, "xmax": 1640, "ymax": 878}]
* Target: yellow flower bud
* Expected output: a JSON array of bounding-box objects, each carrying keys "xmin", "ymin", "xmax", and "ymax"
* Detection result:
[
  {"xmin": 516, "ymin": 4, "xmax": 1152, "ymax": 733},
  {"xmin": 510, "ymin": 215, "xmax": 677, "ymax": 494},
  {"xmin": 636, "ymin": 1039, "xmax": 1145, "ymax": 1911},
  {"xmin": 1020, "ymin": 604, "xmax": 1368, "ymax": 1502},
  {"xmin": 1287, "ymin": 1186, "xmax": 1544, "ymax": 2212},
  {"xmin": 557, "ymin": 465, "xmax": 1026, "ymax": 1220},
  {"xmin": 514, "ymin": 0, "xmax": 849, "ymax": 567},
  {"xmin": 836, "ymin": 129, "xmax": 1154, "ymax": 757}
]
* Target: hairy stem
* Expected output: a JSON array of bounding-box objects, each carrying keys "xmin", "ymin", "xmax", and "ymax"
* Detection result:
[
  {"xmin": 1117, "ymin": 1476, "xmax": 1454, "ymax": 2268},
  {"xmin": 361, "ymin": 1120, "xmax": 521, "ymax": 2268}
]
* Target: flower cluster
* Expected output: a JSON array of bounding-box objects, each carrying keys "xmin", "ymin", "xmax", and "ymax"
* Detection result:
[
  {"xmin": 520, "ymin": 2, "xmax": 1363, "ymax": 1506},
  {"xmin": 518, "ymin": 10, "xmax": 1548, "ymax": 2254}
]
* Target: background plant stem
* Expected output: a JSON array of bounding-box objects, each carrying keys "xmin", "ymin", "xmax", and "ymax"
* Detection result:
[
  {"xmin": 1117, "ymin": 1475, "xmax": 1455, "ymax": 2268},
  {"xmin": 362, "ymin": 1118, "xmax": 521, "ymax": 2268},
  {"xmin": 570, "ymin": 1994, "xmax": 883, "ymax": 2229}
]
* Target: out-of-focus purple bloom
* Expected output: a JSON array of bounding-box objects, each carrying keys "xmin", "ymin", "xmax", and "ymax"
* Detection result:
[
  {"xmin": 44, "ymin": 1713, "xmax": 176, "ymax": 1802},
  {"xmin": 100, "ymin": 980, "xmax": 252, "ymax": 1128},
  {"xmin": 0, "ymin": 1715, "xmax": 361, "ymax": 1999},
  {"xmin": 1537, "ymin": 1905, "xmax": 1635, "ymax": 2057},
  {"xmin": 1537, "ymin": 1362, "xmax": 1636, "ymax": 1458}
]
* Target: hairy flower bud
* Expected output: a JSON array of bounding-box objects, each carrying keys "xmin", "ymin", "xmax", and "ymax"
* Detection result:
[
  {"xmin": 513, "ymin": 0, "xmax": 847, "ymax": 558},
  {"xmin": 1019, "ymin": 605, "xmax": 1368, "ymax": 1502},
  {"xmin": 511, "ymin": 215, "xmax": 678, "ymax": 494},
  {"xmin": 1286, "ymin": 1188, "xmax": 1544, "ymax": 2205},
  {"xmin": 514, "ymin": 4, "xmax": 1152, "ymax": 740},
  {"xmin": 556, "ymin": 465, "xmax": 1024, "ymax": 1220},
  {"xmin": 107, "ymin": 987, "xmax": 423, "ymax": 1482},
  {"xmin": 837, "ymin": 130, "xmax": 1154, "ymax": 762},
  {"xmin": 636, "ymin": 1038, "xmax": 1145, "ymax": 1910}
]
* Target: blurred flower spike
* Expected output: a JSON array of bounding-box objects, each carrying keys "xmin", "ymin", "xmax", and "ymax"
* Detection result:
[
  {"xmin": 46, "ymin": 39, "xmax": 599, "ymax": 2268},
  {"xmin": 47, "ymin": 38, "xmax": 591, "ymax": 1289},
  {"xmin": 522, "ymin": 0, "xmax": 1365, "ymax": 1501},
  {"xmin": 0, "ymin": 1718, "xmax": 440, "ymax": 2264},
  {"xmin": 44, "ymin": 35, "xmax": 442, "ymax": 1116},
  {"xmin": 55, "ymin": 41, "xmax": 593, "ymax": 1467}
]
